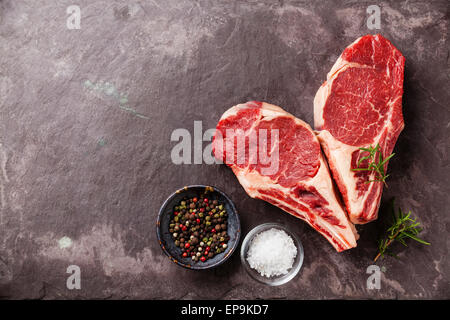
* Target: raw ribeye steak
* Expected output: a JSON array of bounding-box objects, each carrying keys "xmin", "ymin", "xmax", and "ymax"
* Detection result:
[
  {"xmin": 213, "ymin": 101, "xmax": 358, "ymax": 252},
  {"xmin": 314, "ymin": 34, "xmax": 405, "ymax": 224}
]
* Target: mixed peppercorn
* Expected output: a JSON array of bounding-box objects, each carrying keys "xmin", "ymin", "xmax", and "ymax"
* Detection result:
[{"xmin": 169, "ymin": 193, "xmax": 230, "ymax": 263}]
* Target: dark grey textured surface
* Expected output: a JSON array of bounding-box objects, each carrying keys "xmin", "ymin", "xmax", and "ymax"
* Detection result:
[{"xmin": 0, "ymin": 0, "xmax": 448, "ymax": 299}]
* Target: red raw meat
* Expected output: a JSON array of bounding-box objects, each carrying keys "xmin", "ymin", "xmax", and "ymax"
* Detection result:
[
  {"xmin": 213, "ymin": 101, "xmax": 358, "ymax": 252},
  {"xmin": 314, "ymin": 34, "xmax": 405, "ymax": 224}
]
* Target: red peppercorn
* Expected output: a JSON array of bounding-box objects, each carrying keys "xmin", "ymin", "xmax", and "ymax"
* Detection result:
[
  {"xmin": 179, "ymin": 224, "xmax": 183, "ymax": 228},
  {"xmin": 206, "ymin": 246, "xmax": 211, "ymax": 251},
  {"xmin": 200, "ymin": 208, "xmax": 205, "ymax": 213},
  {"xmin": 182, "ymin": 226, "xmax": 187, "ymax": 231},
  {"xmin": 182, "ymin": 252, "xmax": 188, "ymax": 258},
  {"xmin": 211, "ymin": 228, "xmax": 216, "ymax": 233},
  {"xmin": 174, "ymin": 212, "xmax": 179, "ymax": 216},
  {"xmin": 196, "ymin": 218, "xmax": 201, "ymax": 224},
  {"xmin": 185, "ymin": 243, "xmax": 190, "ymax": 249},
  {"xmin": 193, "ymin": 197, "xmax": 198, "ymax": 202},
  {"xmin": 204, "ymin": 251, "xmax": 208, "ymax": 256},
  {"xmin": 200, "ymin": 256, "xmax": 206, "ymax": 262},
  {"xmin": 203, "ymin": 198, "xmax": 208, "ymax": 203}
]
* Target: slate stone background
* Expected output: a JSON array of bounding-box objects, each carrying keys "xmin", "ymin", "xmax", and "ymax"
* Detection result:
[{"xmin": 0, "ymin": 0, "xmax": 448, "ymax": 299}]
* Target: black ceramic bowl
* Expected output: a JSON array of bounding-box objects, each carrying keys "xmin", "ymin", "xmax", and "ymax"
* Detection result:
[{"xmin": 157, "ymin": 185, "xmax": 241, "ymax": 270}]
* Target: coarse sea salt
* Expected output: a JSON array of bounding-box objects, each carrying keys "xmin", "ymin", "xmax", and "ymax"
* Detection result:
[{"xmin": 246, "ymin": 228, "xmax": 297, "ymax": 278}]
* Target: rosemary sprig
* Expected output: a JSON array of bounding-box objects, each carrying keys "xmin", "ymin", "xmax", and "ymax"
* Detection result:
[
  {"xmin": 374, "ymin": 203, "xmax": 430, "ymax": 262},
  {"xmin": 351, "ymin": 144, "xmax": 394, "ymax": 186}
]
